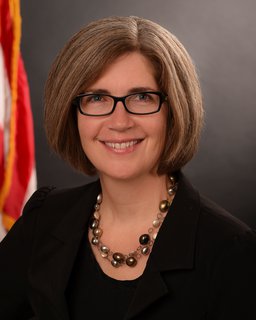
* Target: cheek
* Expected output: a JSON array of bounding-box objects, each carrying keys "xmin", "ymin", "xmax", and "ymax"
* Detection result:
[
  {"xmin": 77, "ymin": 114, "xmax": 83, "ymax": 134},
  {"xmin": 77, "ymin": 116, "xmax": 92, "ymax": 148},
  {"xmin": 156, "ymin": 123, "xmax": 167, "ymax": 155},
  {"xmin": 155, "ymin": 117, "xmax": 168, "ymax": 161},
  {"xmin": 77, "ymin": 118, "xmax": 84, "ymax": 144},
  {"xmin": 155, "ymin": 110, "xmax": 168, "ymax": 145}
]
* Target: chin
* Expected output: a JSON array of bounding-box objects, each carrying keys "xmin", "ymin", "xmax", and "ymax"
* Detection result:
[
  {"xmin": 100, "ymin": 171, "xmax": 139, "ymax": 181},
  {"xmin": 98, "ymin": 165, "xmax": 158, "ymax": 182}
]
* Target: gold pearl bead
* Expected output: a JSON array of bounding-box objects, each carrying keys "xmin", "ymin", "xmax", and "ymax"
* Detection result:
[
  {"xmin": 93, "ymin": 227, "xmax": 103, "ymax": 237},
  {"xmin": 100, "ymin": 245, "xmax": 109, "ymax": 253},
  {"xmin": 91, "ymin": 237, "xmax": 99, "ymax": 245},
  {"xmin": 159, "ymin": 200, "xmax": 170, "ymax": 212}
]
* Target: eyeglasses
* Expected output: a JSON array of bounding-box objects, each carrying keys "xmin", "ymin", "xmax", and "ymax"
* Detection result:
[{"xmin": 73, "ymin": 91, "xmax": 168, "ymax": 116}]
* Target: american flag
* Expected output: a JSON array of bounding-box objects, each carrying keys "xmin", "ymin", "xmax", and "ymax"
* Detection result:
[{"xmin": 0, "ymin": 0, "xmax": 37, "ymax": 240}]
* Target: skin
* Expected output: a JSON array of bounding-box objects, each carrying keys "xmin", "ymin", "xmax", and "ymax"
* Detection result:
[{"xmin": 77, "ymin": 52, "xmax": 170, "ymax": 280}]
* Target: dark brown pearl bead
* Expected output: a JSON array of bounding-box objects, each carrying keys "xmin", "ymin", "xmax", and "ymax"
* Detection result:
[
  {"xmin": 139, "ymin": 234, "xmax": 150, "ymax": 245},
  {"xmin": 141, "ymin": 246, "xmax": 150, "ymax": 255},
  {"xmin": 126, "ymin": 256, "xmax": 137, "ymax": 267},
  {"xmin": 111, "ymin": 260, "xmax": 120, "ymax": 268},
  {"xmin": 159, "ymin": 200, "xmax": 170, "ymax": 212},
  {"xmin": 113, "ymin": 252, "xmax": 125, "ymax": 263}
]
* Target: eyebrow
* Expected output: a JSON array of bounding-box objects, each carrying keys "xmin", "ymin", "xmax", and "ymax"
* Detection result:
[{"xmin": 84, "ymin": 87, "xmax": 158, "ymax": 95}]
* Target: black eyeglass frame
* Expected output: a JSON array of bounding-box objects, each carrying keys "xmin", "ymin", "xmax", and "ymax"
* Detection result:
[{"xmin": 73, "ymin": 91, "xmax": 168, "ymax": 116}]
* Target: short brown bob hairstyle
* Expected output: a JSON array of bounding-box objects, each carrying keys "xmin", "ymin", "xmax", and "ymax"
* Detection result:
[{"xmin": 44, "ymin": 16, "xmax": 204, "ymax": 176}]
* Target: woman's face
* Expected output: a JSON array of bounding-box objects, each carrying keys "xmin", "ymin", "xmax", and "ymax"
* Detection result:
[{"xmin": 77, "ymin": 52, "xmax": 167, "ymax": 181}]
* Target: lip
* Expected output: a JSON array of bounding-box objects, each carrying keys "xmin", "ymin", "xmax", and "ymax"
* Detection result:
[{"xmin": 99, "ymin": 139, "xmax": 143, "ymax": 153}]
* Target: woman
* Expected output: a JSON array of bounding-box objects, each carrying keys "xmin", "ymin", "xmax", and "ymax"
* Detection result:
[{"xmin": 0, "ymin": 16, "xmax": 255, "ymax": 320}]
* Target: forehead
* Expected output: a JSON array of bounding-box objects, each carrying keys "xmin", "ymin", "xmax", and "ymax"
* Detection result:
[{"xmin": 85, "ymin": 52, "xmax": 158, "ymax": 93}]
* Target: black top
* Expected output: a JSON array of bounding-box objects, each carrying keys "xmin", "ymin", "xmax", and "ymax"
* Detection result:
[
  {"xmin": 0, "ymin": 172, "xmax": 256, "ymax": 319},
  {"xmin": 66, "ymin": 233, "xmax": 139, "ymax": 319}
]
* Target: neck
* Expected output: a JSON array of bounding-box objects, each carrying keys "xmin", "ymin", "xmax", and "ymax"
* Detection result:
[{"xmin": 98, "ymin": 173, "xmax": 168, "ymax": 224}]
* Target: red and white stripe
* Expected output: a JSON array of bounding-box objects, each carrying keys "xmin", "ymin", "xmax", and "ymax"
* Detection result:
[{"xmin": 0, "ymin": 0, "xmax": 37, "ymax": 240}]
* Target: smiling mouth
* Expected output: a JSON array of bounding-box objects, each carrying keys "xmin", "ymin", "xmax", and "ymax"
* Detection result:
[{"xmin": 103, "ymin": 140, "xmax": 141, "ymax": 150}]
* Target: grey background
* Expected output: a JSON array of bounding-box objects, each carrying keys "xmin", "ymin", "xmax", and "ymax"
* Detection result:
[{"xmin": 20, "ymin": 0, "xmax": 256, "ymax": 228}]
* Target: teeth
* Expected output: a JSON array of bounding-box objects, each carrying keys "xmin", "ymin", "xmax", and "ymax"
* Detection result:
[{"xmin": 105, "ymin": 140, "xmax": 138, "ymax": 149}]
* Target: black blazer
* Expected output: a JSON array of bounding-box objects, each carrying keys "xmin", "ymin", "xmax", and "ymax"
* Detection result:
[{"xmin": 0, "ymin": 173, "xmax": 256, "ymax": 320}]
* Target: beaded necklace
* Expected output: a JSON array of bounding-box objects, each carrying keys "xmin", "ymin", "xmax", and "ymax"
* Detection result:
[{"xmin": 89, "ymin": 176, "xmax": 177, "ymax": 268}]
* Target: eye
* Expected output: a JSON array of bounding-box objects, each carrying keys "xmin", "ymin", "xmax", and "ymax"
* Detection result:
[
  {"xmin": 130, "ymin": 92, "xmax": 156, "ymax": 104},
  {"xmin": 87, "ymin": 94, "xmax": 104, "ymax": 103},
  {"xmin": 136, "ymin": 93, "xmax": 151, "ymax": 101}
]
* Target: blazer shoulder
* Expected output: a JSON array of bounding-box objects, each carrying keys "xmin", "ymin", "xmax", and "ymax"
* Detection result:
[
  {"xmin": 176, "ymin": 172, "xmax": 253, "ymax": 238},
  {"xmin": 197, "ymin": 193, "xmax": 256, "ymax": 255},
  {"xmin": 199, "ymin": 194, "xmax": 252, "ymax": 233},
  {"xmin": 22, "ymin": 186, "xmax": 56, "ymax": 214},
  {"xmin": 22, "ymin": 179, "xmax": 100, "ymax": 220}
]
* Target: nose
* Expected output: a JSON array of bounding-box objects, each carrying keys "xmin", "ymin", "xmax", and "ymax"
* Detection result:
[{"xmin": 108, "ymin": 101, "xmax": 134, "ymax": 131}]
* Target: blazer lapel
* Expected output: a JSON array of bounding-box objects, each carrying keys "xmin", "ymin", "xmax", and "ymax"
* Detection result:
[
  {"xmin": 28, "ymin": 181, "xmax": 101, "ymax": 320},
  {"xmin": 125, "ymin": 173, "xmax": 201, "ymax": 319}
]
